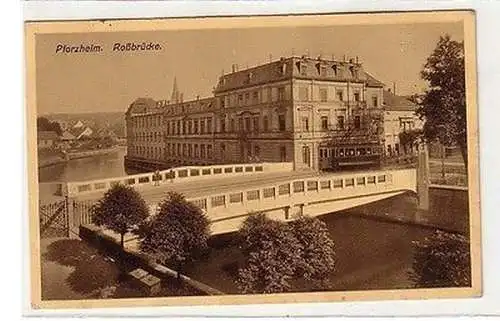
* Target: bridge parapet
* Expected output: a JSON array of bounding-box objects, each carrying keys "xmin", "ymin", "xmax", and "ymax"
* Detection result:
[
  {"xmin": 185, "ymin": 168, "xmax": 417, "ymax": 234},
  {"xmin": 65, "ymin": 162, "xmax": 293, "ymax": 198}
]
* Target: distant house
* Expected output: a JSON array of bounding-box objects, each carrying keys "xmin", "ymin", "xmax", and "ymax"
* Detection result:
[
  {"xmin": 70, "ymin": 126, "xmax": 94, "ymax": 140},
  {"xmin": 382, "ymin": 89, "xmax": 424, "ymax": 156},
  {"xmin": 37, "ymin": 131, "xmax": 59, "ymax": 149},
  {"xmin": 72, "ymin": 120, "xmax": 85, "ymax": 129}
]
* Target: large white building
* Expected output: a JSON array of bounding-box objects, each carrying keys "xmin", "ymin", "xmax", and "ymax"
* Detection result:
[{"xmin": 125, "ymin": 55, "xmax": 388, "ymax": 172}]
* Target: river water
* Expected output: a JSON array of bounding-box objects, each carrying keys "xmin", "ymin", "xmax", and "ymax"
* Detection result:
[{"xmin": 38, "ymin": 146, "xmax": 129, "ymax": 183}]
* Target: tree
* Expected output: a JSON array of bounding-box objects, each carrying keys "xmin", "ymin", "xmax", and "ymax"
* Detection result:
[
  {"xmin": 91, "ymin": 184, "xmax": 149, "ymax": 249},
  {"xmin": 37, "ymin": 116, "xmax": 63, "ymax": 136},
  {"xmin": 398, "ymin": 128, "xmax": 423, "ymax": 154},
  {"xmin": 289, "ymin": 215, "xmax": 336, "ymax": 287},
  {"xmin": 410, "ymin": 230, "xmax": 471, "ymax": 288},
  {"xmin": 416, "ymin": 34, "xmax": 467, "ymax": 167},
  {"xmin": 237, "ymin": 213, "xmax": 303, "ymax": 294},
  {"xmin": 140, "ymin": 192, "xmax": 211, "ymax": 280},
  {"xmin": 237, "ymin": 213, "xmax": 336, "ymax": 294}
]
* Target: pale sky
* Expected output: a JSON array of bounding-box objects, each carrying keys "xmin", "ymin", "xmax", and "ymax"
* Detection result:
[{"xmin": 35, "ymin": 21, "xmax": 463, "ymax": 115}]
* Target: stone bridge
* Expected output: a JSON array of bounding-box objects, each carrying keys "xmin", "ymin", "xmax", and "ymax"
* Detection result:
[{"xmin": 65, "ymin": 160, "xmax": 423, "ymax": 235}]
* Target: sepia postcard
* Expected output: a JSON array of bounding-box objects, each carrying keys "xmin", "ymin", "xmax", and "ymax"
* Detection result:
[{"xmin": 25, "ymin": 11, "xmax": 481, "ymax": 310}]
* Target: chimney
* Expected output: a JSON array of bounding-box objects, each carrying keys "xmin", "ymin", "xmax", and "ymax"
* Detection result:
[
  {"xmin": 343, "ymin": 54, "xmax": 346, "ymax": 62},
  {"xmin": 196, "ymin": 95, "xmax": 200, "ymax": 101},
  {"xmin": 231, "ymin": 64, "xmax": 236, "ymax": 73},
  {"xmin": 356, "ymin": 56, "xmax": 359, "ymax": 64}
]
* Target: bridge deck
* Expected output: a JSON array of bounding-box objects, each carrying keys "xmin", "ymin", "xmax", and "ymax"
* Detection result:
[{"xmin": 75, "ymin": 170, "xmax": 320, "ymax": 203}]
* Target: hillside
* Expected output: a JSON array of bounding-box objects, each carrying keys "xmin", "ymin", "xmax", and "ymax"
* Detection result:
[{"xmin": 44, "ymin": 112, "xmax": 126, "ymax": 137}]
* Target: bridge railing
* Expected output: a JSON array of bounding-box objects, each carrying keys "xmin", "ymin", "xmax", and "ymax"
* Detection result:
[
  {"xmin": 65, "ymin": 162, "xmax": 293, "ymax": 197},
  {"xmin": 187, "ymin": 168, "xmax": 417, "ymax": 220}
]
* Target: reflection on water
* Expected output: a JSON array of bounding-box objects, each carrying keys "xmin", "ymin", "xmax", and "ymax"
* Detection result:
[{"xmin": 38, "ymin": 147, "xmax": 132, "ymax": 183}]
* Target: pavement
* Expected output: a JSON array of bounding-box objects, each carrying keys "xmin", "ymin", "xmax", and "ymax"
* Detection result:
[{"xmin": 76, "ymin": 170, "xmax": 322, "ymax": 203}]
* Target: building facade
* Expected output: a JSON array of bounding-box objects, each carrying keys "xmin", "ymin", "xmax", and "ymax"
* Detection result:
[
  {"xmin": 382, "ymin": 89, "xmax": 424, "ymax": 156},
  {"xmin": 125, "ymin": 56, "xmax": 386, "ymax": 171}
]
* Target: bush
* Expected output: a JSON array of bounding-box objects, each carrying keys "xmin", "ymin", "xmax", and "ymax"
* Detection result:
[
  {"xmin": 410, "ymin": 230, "xmax": 471, "ymax": 288},
  {"xmin": 140, "ymin": 192, "xmax": 211, "ymax": 279},
  {"xmin": 237, "ymin": 213, "xmax": 336, "ymax": 294},
  {"xmin": 237, "ymin": 213, "xmax": 302, "ymax": 294}
]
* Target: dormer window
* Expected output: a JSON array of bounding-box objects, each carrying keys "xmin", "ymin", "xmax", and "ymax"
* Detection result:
[
  {"xmin": 300, "ymin": 63, "xmax": 307, "ymax": 75},
  {"xmin": 280, "ymin": 63, "xmax": 287, "ymax": 75},
  {"xmin": 247, "ymin": 72, "xmax": 253, "ymax": 83},
  {"xmin": 349, "ymin": 66, "xmax": 355, "ymax": 78},
  {"xmin": 332, "ymin": 64, "xmax": 338, "ymax": 76}
]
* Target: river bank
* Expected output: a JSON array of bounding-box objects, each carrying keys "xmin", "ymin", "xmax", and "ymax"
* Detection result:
[{"xmin": 38, "ymin": 146, "xmax": 125, "ymax": 169}]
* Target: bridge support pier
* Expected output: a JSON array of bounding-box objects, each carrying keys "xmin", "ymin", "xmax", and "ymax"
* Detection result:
[{"xmin": 416, "ymin": 143, "xmax": 430, "ymax": 211}]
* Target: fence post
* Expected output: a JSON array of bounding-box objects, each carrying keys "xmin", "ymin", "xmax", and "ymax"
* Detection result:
[
  {"xmin": 65, "ymin": 196, "xmax": 77, "ymax": 239},
  {"xmin": 416, "ymin": 143, "xmax": 430, "ymax": 211}
]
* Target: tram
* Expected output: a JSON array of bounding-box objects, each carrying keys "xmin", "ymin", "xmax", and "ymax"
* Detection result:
[{"xmin": 319, "ymin": 142, "xmax": 383, "ymax": 171}]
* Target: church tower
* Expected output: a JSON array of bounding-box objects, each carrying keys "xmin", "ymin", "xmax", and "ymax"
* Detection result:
[{"xmin": 171, "ymin": 77, "xmax": 181, "ymax": 104}]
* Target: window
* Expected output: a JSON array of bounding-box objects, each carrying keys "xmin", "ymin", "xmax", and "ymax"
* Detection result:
[
  {"xmin": 278, "ymin": 114, "xmax": 286, "ymax": 131},
  {"xmin": 200, "ymin": 119, "xmax": 205, "ymax": 134},
  {"xmin": 321, "ymin": 116, "xmax": 329, "ymax": 130},
  {"xmin": 193, "ymin": 120, "xmax": 199, "ymax": 134},
  {"xmin": 201, "ymin": 144, "xmax": 206, "ymax": 158},
  {"xmin": 302, "ymin": 146, "xmax": 311, "ymax": 165},
  {"xmin": 177, "ymin": 144, "xmax": 181, "ymax": 156},
  {"xmin": 354, "ymin": 116, "xmax": 361, "ymax": 129},
  {"xmin": 188, "ymin": 144, "xmax": 193, "ymax": 157},
  {"xmin": 337, "ymin": 116, "xmax": 345, "ymax": 129},
  {"xmin": 238, "ymin": 94, "xmax": 243, "ymax": 105},
  {"xmin": 319, "ymin": 88, "xmax": 328, "ymax": 102},
  {"xmin": 230, "ymin": 119, "xmax": 235, "ymax": 132},
  {"xmin": 280, "ymin": 63, "xmax": 287, "ymax": 75},
  {"xmin": 354, "ymin": 92, "xmax": 360, "ymax": 102},
  {"xmin": 245, "ymin": 118, "xmax": 251, "ymax": 131},
  {"xmin": 183, "ymin": 143, "xmax": 187, "ymax": 156},
  {"xmin": 336, "ymin": 90, "xmax": 344, "ymax": 101},
  {"xmin": 207, "ymin": 118, "xmax": 212, "ymax": 133},
  {"xmin": 320, "ymin": 65, "xmax": 327, "ymax": 76},
  {"xmin": 280, "ymin": 146, "xmax": 287, "ymax": 161},
  {"xmin": 207, "ymin": 145, "xmax": 213, "ymax": 159},
  {"xmin": 263, "ymin": 116, "xmax": 269, "ymax": 132},
  {"xmin": 220, "ymin": 97, "xmax": 225, "ymax": 108},
  {"xmin": 194, "ymin": 144, "xmax": 199, "ymax": 157},
  {"xmin": 300, "ymin": 63, "xmax": 307, "ymax": 75},
  {"xmin": 332, "ymin": 64, "xmax": 338, "ymax": 76},
  {"xmin": 254, "ymin": 145, "xmax": 260, "ymax": 158},
  {"xmin": 220, "ymin": 118, "xmax": 225, "ymax": 132},
  {"xmin": 372, "ymin": 95, "xmax": 378, "ymax": 107},
  {"xmin": 299, "ymin": 87, "xmax": 309, "ymax": 101},
  {"xmin": 253, "ymin": 117, "xmax": 259, "ymax": 132},
  {"xmin": 238, "ymin": 118, "xmax": 244, "ymax": 132},
  {"xmin": 252, "ymin": 91, "xmax": 259, "ymax": 103},
  {"xmin": 267, "ymin": 87, "xmax": 272, "ymax": 101},
  {"xmin": 302, "ymin": 117, "xmax": 309, "ymax": 132},
  {"xmin": 245, "ymin": 92, "xmax": 250, "ymax": 102},
  {"xmin": 349, "ymin": 66, "xmax": 355, "ymax": 78},
  {"xmin": 278, "ymin": 87, "xmax": 285, "ymax": 101}
]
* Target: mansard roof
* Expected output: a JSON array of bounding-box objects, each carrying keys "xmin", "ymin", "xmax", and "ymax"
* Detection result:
[{"xmin": 214, "ymin": 56, "xmax": 385, "ymax": 93}]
